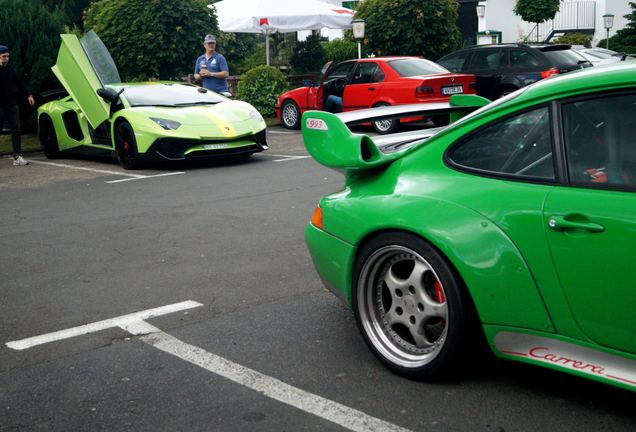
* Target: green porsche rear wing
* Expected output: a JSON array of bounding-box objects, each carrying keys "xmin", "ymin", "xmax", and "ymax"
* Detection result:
[{"xmin": 301, "ymin": 94, "xmax": 490, "ymax": 177}]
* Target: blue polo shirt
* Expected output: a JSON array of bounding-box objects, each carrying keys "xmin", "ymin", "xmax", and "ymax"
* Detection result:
[{"xmin": 194, "ymin": 52, "xmax": 229, "ymax": 93}]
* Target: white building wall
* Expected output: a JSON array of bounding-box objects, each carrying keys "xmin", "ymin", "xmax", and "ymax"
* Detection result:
[
  {"xmin": 481, "ymin": 0, "xmax": 630, "ymax": 45},
  {"xmin": 595, "ymin": 0, "xmax": 631, "ymax": 42}
]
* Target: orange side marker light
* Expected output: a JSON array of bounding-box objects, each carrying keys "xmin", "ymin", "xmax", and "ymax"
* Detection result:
[{"xmin": 311, "ymin": 205, "xmax": 324, "ymax": 230}]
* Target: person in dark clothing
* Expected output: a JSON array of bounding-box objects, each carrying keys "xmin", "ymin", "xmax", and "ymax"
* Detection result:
[{"xmin": 0, "ymin": 44, "xmax": 35, "ymax": 166}]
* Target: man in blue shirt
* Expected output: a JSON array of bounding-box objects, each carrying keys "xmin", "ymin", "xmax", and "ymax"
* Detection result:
[{"xmin": 194, "ymin": 35, "xmax": 229, "ymax": 94}]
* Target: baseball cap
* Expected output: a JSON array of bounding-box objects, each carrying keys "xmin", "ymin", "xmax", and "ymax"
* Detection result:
[
  {"xmin": 203, "ymin": 35, "xmax": 216, "ymax": 44},
  {"xmin": 0, "ymin": 45, "xmax": 9, "ymax": 54}
]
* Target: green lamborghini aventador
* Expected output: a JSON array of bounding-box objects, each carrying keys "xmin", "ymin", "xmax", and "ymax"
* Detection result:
[{"xmin": 37, "ymin": 31, "xmax": 267, "ymax": 169}]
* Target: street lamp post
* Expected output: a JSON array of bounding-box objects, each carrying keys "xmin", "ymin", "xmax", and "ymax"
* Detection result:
[
  {"xmin": 476, "ymin": 4, "xmax": 486, "ymax": 19},
  {"xmin": 476, "ymin": 3, "xmax": 486, "ymax": 44},
  {"xmin": 603, "ymin": 13, "xmax": 614, "ymax": 50},
  {"xmin": 352, "ymin": 19, "xmax": 365, "ymax": 59}
]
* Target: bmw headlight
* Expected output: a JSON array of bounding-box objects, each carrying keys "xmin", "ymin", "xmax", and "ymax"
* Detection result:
[
  {"xmin": 150, "ymin": 117, "xmax": 181, "ymax": 130},
  {"xmin": 249, "ymin": 108, "xmax": 264, "ymax": 123}
]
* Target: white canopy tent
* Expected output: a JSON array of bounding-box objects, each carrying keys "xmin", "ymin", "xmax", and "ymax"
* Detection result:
[{"xmin": 211, "ymin": 0, "xmax": 355, "ymax": 65}]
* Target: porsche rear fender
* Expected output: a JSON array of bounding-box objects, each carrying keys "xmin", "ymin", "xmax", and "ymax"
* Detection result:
[{"xmin": 345, "ymin": 199, "xmax": 553, "ymax": 331}]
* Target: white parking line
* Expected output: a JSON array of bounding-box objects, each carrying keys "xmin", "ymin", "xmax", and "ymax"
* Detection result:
[
  {"xmin": 105, "ymin": 172, "xmax": 186, "ymax": 183},
  {"xmin": 268, "ymin": 130, "xmax": 298, "ymax": 135},
  {"xmin": 6, "ymin": 301, "xmax": 412, "ymax": 432},
  {"xmin": 29, "ymin": 159, "xmax": 144, "ymax": 178},
  {"xmin": 28, "ymin": 159, "xmax": 185, "ymax": 183},
  {"xmin": 127, "ymin": 321, "xmax": 412, "ymax": 432},
  {"xmin": 5, "ymin": 300, "xmax": 203, "ymax": 350},
  {"xmin": 265, "ymin": 154, "xmax": 312, "ymax": 162}
]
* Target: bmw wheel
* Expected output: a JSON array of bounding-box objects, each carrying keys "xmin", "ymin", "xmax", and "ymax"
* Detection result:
[
  {"xmin": 115, "ymin": 121, "xmax": 142, "ymax": 170},
  {"xmin": 372, "ymin": 103, "xmax": 400, "ymax": 134},
  {"xmin": 39, "ymin": 116, "xmax": 60, "ymax": 159},
  {"xmin": 353, "ymin": 232, "xmax": 475, "ymax": 380},
  {"xmin": 281, "ymin": 100, "xmax": 301, "ymax": 129}
]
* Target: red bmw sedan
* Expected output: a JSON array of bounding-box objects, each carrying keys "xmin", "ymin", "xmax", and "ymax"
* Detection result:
[{"xmin": 275, "ymin": 57, "xmax": 476, "ymax": 133}]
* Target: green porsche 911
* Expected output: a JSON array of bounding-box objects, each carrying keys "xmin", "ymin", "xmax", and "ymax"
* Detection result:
[
  {"xmin": 303, "ymin": 62, "xmax": 636, "ymax": 392},
  {"xmin": 38, "ymin": 31, "xmax": 267, "ymax": 169}
]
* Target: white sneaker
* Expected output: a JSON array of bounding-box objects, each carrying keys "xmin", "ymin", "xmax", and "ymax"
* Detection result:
[{"xmin": 13, "ymin": 156, "xmax": 29, "ymax": 166}]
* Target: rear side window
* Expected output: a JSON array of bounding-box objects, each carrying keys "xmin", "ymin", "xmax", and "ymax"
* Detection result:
[
  {"xmin": 448, "ymin": 107, "xmax": 555, "ymax": 179},
  {"xmin": 469, "ymin": 49, "xmax": 507, "ymax": 70},
  {"xmin": 541, "ymin": 49, "xmax": 588, "ymax": 69},
  {"xmin": 387, "ymin": 58, "xmax": 448, "ymax": 77},
  {"xmin": 438, "ymin": 51, "xmax": 472, "ymax": 73}
]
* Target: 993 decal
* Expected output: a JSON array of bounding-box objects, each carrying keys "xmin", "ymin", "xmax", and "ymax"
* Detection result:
[{"xmin": 305, "ymin": 118, "xmax": 328, "ymax": 131}]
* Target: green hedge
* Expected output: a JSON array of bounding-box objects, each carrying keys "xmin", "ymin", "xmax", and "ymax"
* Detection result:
[{"xmin": 237, "ymin": 66, "xmax": 288, "ymax": 118}]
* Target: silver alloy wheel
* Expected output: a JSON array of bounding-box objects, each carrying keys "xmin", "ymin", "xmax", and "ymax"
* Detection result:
[
  {"xmin": 373, "ymin": 119, "xmax": 394, "ymax": 133},
  {"xmin": 357, "ymin": 245, "xmax": 448, "ymax": 368},
  {"xmin": 282, "ymin": 101, "xmax": 299, "ymax": 128}
]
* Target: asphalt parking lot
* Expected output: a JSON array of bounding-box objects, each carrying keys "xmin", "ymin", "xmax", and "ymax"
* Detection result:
[{"xmin": 2, "ymin": 125, "xmax": 636, "ymax": 431}]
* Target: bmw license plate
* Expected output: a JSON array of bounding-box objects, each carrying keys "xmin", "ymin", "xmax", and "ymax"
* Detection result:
[
  {"xmin": 203, "ymin": 144, "xmax": 229, "ymax": 150},
  {"xmin": 442, "ymin": 85, "xmax": 463, "ymax": 95}
]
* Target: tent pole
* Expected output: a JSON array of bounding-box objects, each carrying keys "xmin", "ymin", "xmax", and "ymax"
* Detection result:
[{"xmin": 266, "ymin": 33, "xmax": 270, "ymax": 66}]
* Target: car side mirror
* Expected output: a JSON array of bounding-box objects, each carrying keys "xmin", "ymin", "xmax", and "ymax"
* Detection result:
[{"xmin": 97, "ymin": 87, "xmax": 120, "ymax": 104}]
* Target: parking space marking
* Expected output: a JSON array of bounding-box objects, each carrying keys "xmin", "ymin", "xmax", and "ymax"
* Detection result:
[
  {"xmin": 268, "ymin": 130, "xmax": 298, "ymax": 135},
  {"xmin": 264, "ymin": 154, "xmax": 312, "ymax": 162},
  {"xmin": 28, "ymin": 159, "xmax": 145, "ymax": 178},
  {"xmin": 5, "ymin": 300, "xmax": 203, "ymax": 350},
  {"xmin": 28, "ymin": 159, "xmax": 185, "ymax": 183},
  {"xmin": 125, "ymin": 321, "xmax": 413, "ymax": 432},
  {"xmin": 105, "ymin": 171, "xmax": 186, "ymax": 184},
  {"xmin": 6, "ymin": 301, "xmax": 412, "ymax": 432}
]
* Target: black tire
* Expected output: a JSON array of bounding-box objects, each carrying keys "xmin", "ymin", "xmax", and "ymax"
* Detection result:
[
  {"xmin": 353, "ymin": 231, "xmax": 477, "ymax": 380},
  {"xmin": 372, "ymin": 103, "xmax": 400, "ymax": 134},
  {"xmin": 39, "ymin": 116, "xmax": 60, "ymax": 159},
  {"xmin": 430, "ymin": 114, "xmax": 450, "ymax": 128},
  {"xmin": 281, "ymin": 100, "xmax": 300, "ymax": 129},
  {"xmin": 499, "ymin": 88, "xmax": 518, "ymax": 98},
  {"xmin": 115, "ymin": 121, "xmax": 142, "ymax": 170}
]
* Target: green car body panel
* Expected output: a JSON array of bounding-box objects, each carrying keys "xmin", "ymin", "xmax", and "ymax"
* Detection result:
[
  {"xmin": 38, "ymin": 32, "xmax": 267, "ymax": 167},
  {"xmin": 302, "ymin": 62, "xmax": 636, "ymax": 392}
]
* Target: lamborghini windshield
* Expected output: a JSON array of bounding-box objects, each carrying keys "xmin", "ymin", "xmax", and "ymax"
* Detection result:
[
  {"xmin": 118, "ymin": 84, "xmax": 226, "ymax": 107},
  {"xmin": 80, "ymin": 31, "xmax": 121, "ymax": 85}
]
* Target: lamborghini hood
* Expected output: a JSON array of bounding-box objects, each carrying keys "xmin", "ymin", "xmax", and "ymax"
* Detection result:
[{"xmin": 128, "ymin": 100, "xmax": 262, "ymax": 126}]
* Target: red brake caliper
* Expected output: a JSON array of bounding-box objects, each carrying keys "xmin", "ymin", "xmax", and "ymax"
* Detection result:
[
  {"xmin": 123, "ymin": 140, "xmax": 130, "ymax": 152},
  {"xmin": 434, "ymin": 279, "xmax": 446, "ymax": 326},
  {"xmin": 434, "ymin": 279, "xmax": 445, "ymax": 303}
]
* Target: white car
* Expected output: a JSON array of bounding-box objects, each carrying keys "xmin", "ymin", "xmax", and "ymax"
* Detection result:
[{"xmin": 576, "ymin": 47, "xmax": 635, "ymax": 66}]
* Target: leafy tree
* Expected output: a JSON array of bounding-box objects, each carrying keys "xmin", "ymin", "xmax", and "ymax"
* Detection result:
[
  {"xmin": 324, "ymin": 38, "xmax": 359, "ymax": 64},
  {"xmin": 216, "ymin": 32, "xmax": 260, "ymax": 75},
  {"xmin": 514, "ymin": 0, "xmax": 560, "ymax": 42},
  {"xmin": 0, "ymin": 0, "xmax": 64, "ymax": 95},
  {"xmin": 290, "ymin": 33, "xmax": 326, "ymax": 73},
  {"xmin": 598, "ymin": 2, "xmax": 636, "ymax": 54},
  {"xmin": 84, "ymin": 0, "xmax": 217, "ymax": 81},
  {"xmin": 237, "ymin": 65, "xmax": 288, "ymax": 117},
  {"xmin": 354, "ymin": 0, "xmax": 461, "ymax": 59},
  {"xmin": 43, "ymin": 0, "xmax": 91, "ymax": 30}
]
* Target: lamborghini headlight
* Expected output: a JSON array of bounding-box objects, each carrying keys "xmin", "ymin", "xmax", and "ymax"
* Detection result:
[
  {"xmin": 150, "ymin": 117, "xmax": 181, "ymax": 130},
  {"xmin": 249, "ymin": 108, "xmax": 264, "ymax": 123}
]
